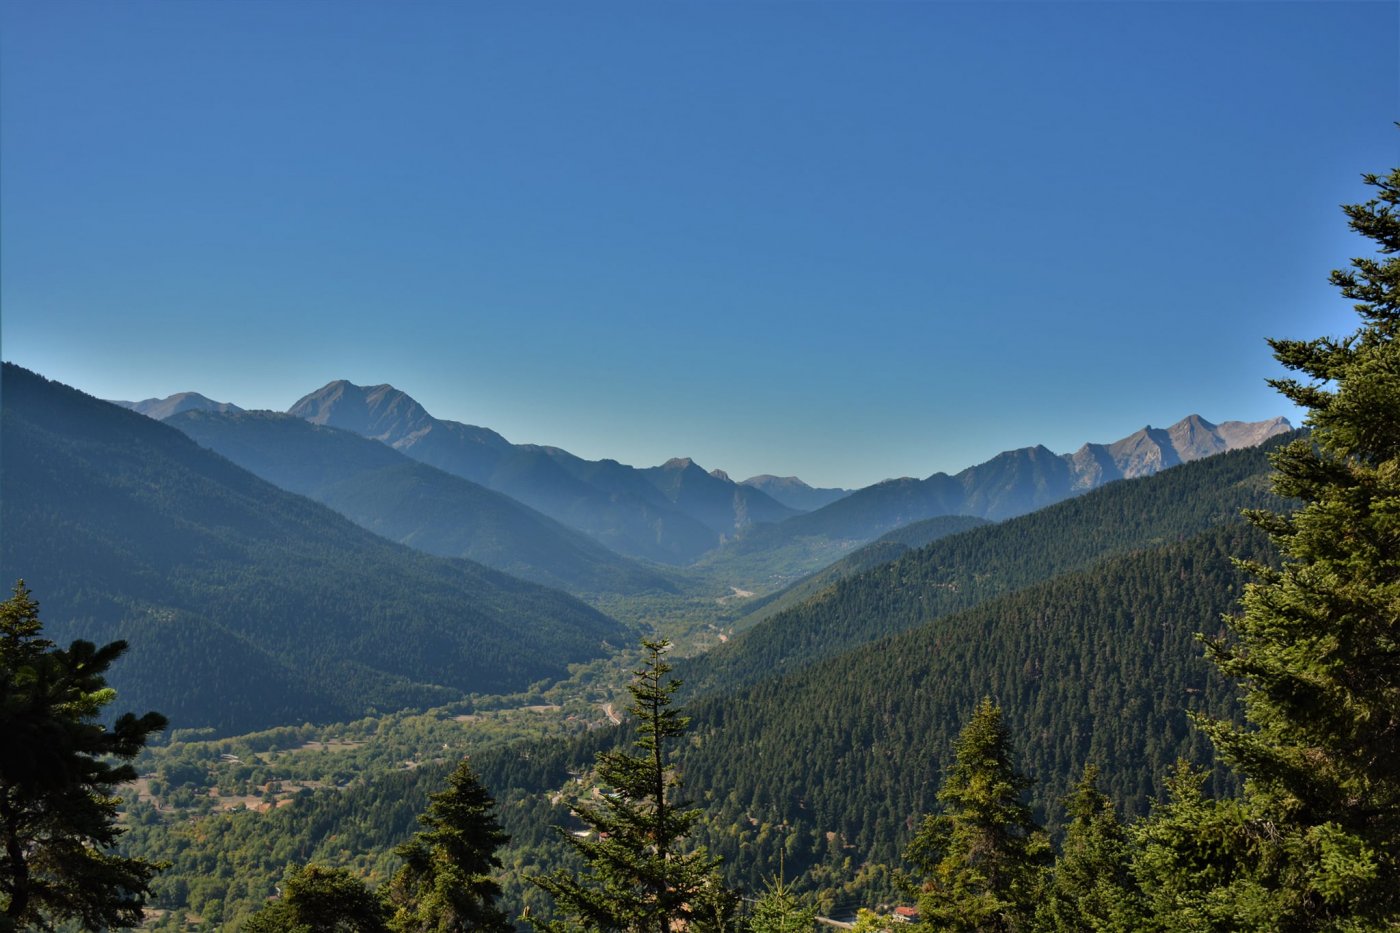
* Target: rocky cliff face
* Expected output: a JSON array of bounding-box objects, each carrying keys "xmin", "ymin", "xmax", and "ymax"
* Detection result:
[{"xmin": 1064, "ymin": 414, "xmax": 1291, "ymax": 493}]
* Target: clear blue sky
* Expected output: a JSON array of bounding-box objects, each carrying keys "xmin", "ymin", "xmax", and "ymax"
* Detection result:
[{"xmin": 2, "ymin": 1, "xmax": 1395, "ymax": 489}]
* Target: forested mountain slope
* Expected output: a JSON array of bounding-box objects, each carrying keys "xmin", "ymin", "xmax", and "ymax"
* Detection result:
[
  {"xmin": 167, "ymin": 409, "xmax": 679, "ymax": 596},
  {"xmin": 684, "ymin": 523, "xmax": 1268, "ymax": 890},
  {"xmin": 478, "ymin": 522, "xmax": 1270, "ymax": 902},
  {"xmin": 682, "ymin": 435, "xmax": 1289, "ymax": 697},
  {"xmin": 113, "ymin": 518, "xmax": 1278, "ymax": 924},
  {"xmin": 0, "ymin": 365, "xmax": 628, "ymax": 734},
  {"xmin": 731, "ymin": 514, "xmax": 991, "ymax": 630}
]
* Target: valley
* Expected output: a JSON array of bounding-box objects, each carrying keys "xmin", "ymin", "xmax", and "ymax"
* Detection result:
[{"xmin": 0, "ymin": 360, "xmax": 1305, "ymax": 929}]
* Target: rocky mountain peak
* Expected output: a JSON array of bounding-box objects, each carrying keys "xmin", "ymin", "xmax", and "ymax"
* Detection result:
[
  {"xmin": 288, "ymin": 379, "xmax": 435, "ymax": 445},
  {"xmin": 660, "ymin": 457, "xmax": 698, "ymax": 471}
]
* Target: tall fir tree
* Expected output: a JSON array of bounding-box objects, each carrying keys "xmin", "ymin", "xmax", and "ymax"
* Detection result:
[
  {"xmin": 0, "ymin": 581, "xmax": 168, "ymax": 931},
  {"xmin": 386, "ymin": 759, "xmax": 512, "ymax": 933},
  {"xmin": 1132, "ymin": 163, "xmax": 1400, "ymax": 929},
  {"xmin": 531, "ymin": 640, "xmax": 724, "ymax": 933},
  {"xmin": 1036, "ymin": 765, "xmax": 1142, "ymax": 933},
  {"xmin": 905, "ymin": 698, "xmax": 1048, "ymax": 933}
]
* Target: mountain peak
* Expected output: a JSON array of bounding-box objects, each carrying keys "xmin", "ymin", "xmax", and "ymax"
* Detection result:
[
  {"xmin": 113, "ymin": 392, "xmax": 244, "ymax": 421},
  {"xmin": 288, "ymin": 379, "xmax": 434, "ymax": 444},
  {"xmin": 743, "ymin": 474, "xmax": 809, "ymax": 489},
  {"xmin": 709, "ymin": 468, "xmax": 731, "ymax": 482},
  {"xmin": 739, "ymin": 474, "xmax": 851, "ymax": 512},
  {"xmin": 661, "ymin": 457, "xmax": 698, "ymax": 471}
]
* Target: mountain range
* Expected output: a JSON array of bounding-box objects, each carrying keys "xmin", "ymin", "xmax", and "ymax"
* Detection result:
[
  {"xmin": 117, "ymin": 379, "xmax": 1290, "ymax": 578},
  {"xmin": 13, "ymin": 359, "xmax": 1310, "ymax": 923},
  {"xmin": 165, "ymin": 408, "xmax": 680, "ymax": 596},
  {"xmin": 288, "ymin": 380, "xmax": 798, "ymax": 564},
  {"xmin": 755, "ymin": 413, "xmax": 1291, "ymax": 537},
  {"xmin": 1, "ymin": 364, "xmax": 628, "ymax": 734},
  {"xmin": 474, "ymin": 432, "xmax": 1294, "ymax": 897},
  {"xmin": 737, "ymin": 474, "xmax": 851, "ymax": 511}
]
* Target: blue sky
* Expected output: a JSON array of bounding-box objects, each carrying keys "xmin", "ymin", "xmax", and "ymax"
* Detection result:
[{"xmin": 2, "ymin": 1, "xmax": 1395, "ymax": 489}]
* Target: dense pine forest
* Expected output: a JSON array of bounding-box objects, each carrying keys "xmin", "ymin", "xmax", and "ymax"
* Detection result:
[{"xmin": 2, "ymin": 164, "xmax": 1397, "ymax": 932}]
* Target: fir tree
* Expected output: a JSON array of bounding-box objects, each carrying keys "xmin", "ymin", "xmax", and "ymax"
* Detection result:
[
  {"xmin": 905, "ymin": 698, "xmax": 1048, "ymax": 933},
  {"xmin": 748, "ymin": 857, "xmax": 816, "ymax": 933},
  {"xmin": 531, "ymin": 640, "xmax": 725, "ymax": 933},
  {"xmin": 1180, "ymin": 163, "xmax": 1400, "ymax": 927},
  {"xmin": 243, "ymin": 863, "xmax": 390, "ymax": 933},
  {"xmin": 1131, "ymin": 764, "xmax": 1277, "ymax": 932},
  {"xmin": 1036, "ymin": 765, "xmax": 1142, "ymax": 933},
  {"xmin": 386, "ymin": 759, "xmax": 511, "ymax": 933},
  {"xmin": 0, "ymin": 581, "xmax": 168, "ymax": 931},
  {"xmin": 1129, "ymin": 160, "xmax": 1400, "ymax": 930}
]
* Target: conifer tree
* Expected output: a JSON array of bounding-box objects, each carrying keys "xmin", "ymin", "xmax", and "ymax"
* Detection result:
[
  {"xmin": 386, "ymin": 759, "xmax": 511, "ymax": 933},
  {"xmin": 905, "ymin": 698, "xmax": 1048, "ymax": 933},
  {"xmin": 531, "ymin": 640, "xmax": 724, "ymax": 933},
  {"xmin": 0, "ymin": 581, "xmax": 168, "ymax": 931},
  {"xmin": 748, "ymin": 857, "xmax": 816, "ymax": 933},
  {"xmin": 243, "ymin": 863, "xmax": 390, "ymax": 933},
  {"xmin": 1175, "ymin": 163, "xmax": 1400, "ymax": 928},
  {"xmin": 1036, "ymin": 765, "xmax": 1142, "ymax": 933},
  {"xmin": 1129, "ymin": 162, "xmax": 1400, "ymax": 930},
  {"xmin": 1131, "ymin": 764, "xmax": 1277, "ymax": 932}
]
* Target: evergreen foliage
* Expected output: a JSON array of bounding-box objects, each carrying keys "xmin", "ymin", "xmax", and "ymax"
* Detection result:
[
  {"xmin": 1153, "ymin": 162, "xmax": 1400, "ymax": 927},
  {"xmin": 0, "ymin": 581, "xmax": 167, "ymax": 931},
  {"xmin": 386, "ymin": 759, "xmax": 512, "ymax": 933},
  {"xmin": 530, "ymin": 641, "xmax": 724, "ymax": 933},
  {"xmin": 1035, "ymin": 766, "xmax": 1141, "ymax": 932},
  {"xmin": 1130, "ymin": 764, "xmax": 1276, "ymax": 932},
  {"xmin": 904, "ymin": 699, "xmax": 1048, "ymax": 932},
  {"xmin": 748, "ymin": 862, "xmax": 817, "ymax": 933},
  {"xmin": 243, "ymin": 863, "xmax": 390, "ymax": 933}
]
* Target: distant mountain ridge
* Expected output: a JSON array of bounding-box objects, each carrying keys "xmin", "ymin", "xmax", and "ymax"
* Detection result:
[
  {"xmin": 287, "ymin": 380, "xmax": 798, "ymax": 564},
  {"xmin": 165, "ymin": 408, "xmax": 680, "ymax": 596},
  {"xmin": 739, "ymin": 474, "xmax": 851, "ymax": 511},
  {"xmin": 114, "ymin": 392, "xmax": 243, "ymax": 420},
  {"xmin": 785, "ymin": 413, "xmax": 1292, "ymax": 535},
  {"xmin": 116, "ymin": 384, "xmax": 1289, "ymax": 569},
  {"xmin": 1065, "ymin": 414, "xmax": 1293, "ymax": 492},
  {"xmin": 966, "ymin": 413, "xmax": 1291, "ymax": 516},
  {"xmin": 686, "ymin": 413, "xmax": 1290, "ymax": 586}
]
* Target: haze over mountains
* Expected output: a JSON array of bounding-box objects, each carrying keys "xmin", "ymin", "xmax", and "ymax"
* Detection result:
[
  {"xmin": 114, "ymin": 391, "xmax": 244, "ymax": 421},
  {"xmin": 738, "ymin": 474, "xmax": 851, "ymax": 511},
  {"xmin": 166, "ymin": 408, "xmax": 680, "ymax": 596},
  {"xmin": 289, "ymin": 380, "xmax": 798, "ymax": 564},
  {"xmin": 1, "ymin": 364, "xmax": 627, "ymax": 733},
  {"xmin": 113, "ymin": 378, "xmax": 1291, "ymax": 576}
]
